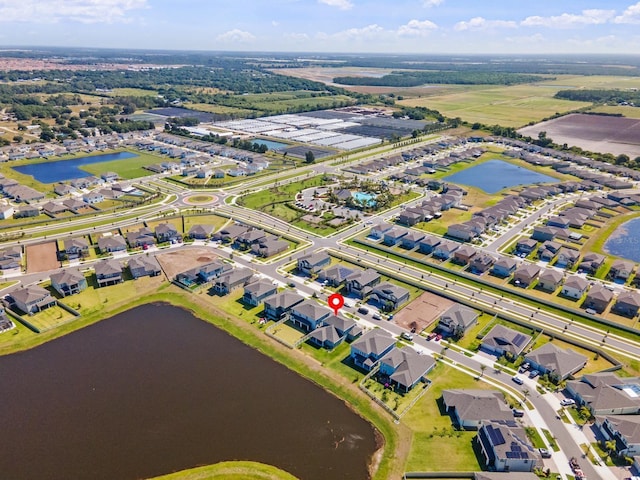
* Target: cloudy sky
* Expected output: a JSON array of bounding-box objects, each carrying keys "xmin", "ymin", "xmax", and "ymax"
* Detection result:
[{"xmin": 2, "ymin": 0, "xmax": 640, "ymax": 54}]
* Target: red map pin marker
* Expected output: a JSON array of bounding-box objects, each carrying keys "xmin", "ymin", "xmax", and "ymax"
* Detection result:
[{"xmin": 328, "ymin": 293, "xmax": 344, "ymax": 316}]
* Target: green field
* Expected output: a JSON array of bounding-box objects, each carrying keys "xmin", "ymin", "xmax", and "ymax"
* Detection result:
[
  {"xmin": 108, "ymin": 88, "xmax": 159, "ymax": 97},
  {"xmin": 184, "ymin": 102, "xmax": 255, "ymax": 117},
  {"xmin": 400, "ymin": 83, "xmax": 591, "ymax": 128},
  {"xmin": 148, "ymin": 461, "xmax": 299, "ymax": 480}
]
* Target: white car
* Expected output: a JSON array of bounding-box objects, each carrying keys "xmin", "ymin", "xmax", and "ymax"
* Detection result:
[
  {"xmin": 400, "ymin": 332, "xmax": 414, "ymax": 341},
  {"xmin": 560, "ymin": 398, "xmax": 576, "ymax": 406}
]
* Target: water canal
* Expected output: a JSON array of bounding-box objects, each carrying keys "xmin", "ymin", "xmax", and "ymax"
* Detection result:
[{"xmin": 0, "ymin": 303, "xmax": 377, "ymax": 480}]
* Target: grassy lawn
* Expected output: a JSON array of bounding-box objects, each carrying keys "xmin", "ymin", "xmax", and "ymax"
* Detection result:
[
  {"xmin": 184, "ymin": 103, "xmax": 255, "ymax": 117},
  {"xmin": 27, "ymin": 305, "xmax": 77, "ymax": 331},
  {"xmin": 362, "ymin": 367, "xmax": 430, "ymax": 415},
  {"xmin": 524, "ymin": 426, "xmax": 546, "ymax": 449},
  {"xmin": 403, "ymin": 364, "xmax": 494, "ymax": 471},
  {"xmin": 148, "ymin": 461, "xmax": 298, "ymax": 480},
  {"xmin": 108, "ymin": 88, "xmax": 158, "ymax": 97},
  {"xmin": 183, "ymin": 214, "xmax": 229, "ymax": 234},
  {"xmin": 146, "ymin": 218, "xmax": 183, "ymax": 234},
  {"xmin": 543, "ymin": 428, "xmax": 559, "ymax": 451},
  {"xmin": 80, "ymin": 149, "xmax": 167, "ymax": 179}
]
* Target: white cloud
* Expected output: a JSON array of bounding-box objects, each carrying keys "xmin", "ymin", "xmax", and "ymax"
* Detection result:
[
  {"xmin": 0, "ymin": 0, "xmax": 147, "ymax": 23},
  {"xmin": 521, "ymin": 9, "xmax": 615, "ymax": 28},
  {"xmin": 318, "ymin": 0, "xmax": 353, "ymax": 10},
  {"xmin": 216, "ymin": 29, "xmax": 256, "ymax": 44},
  {"xmin": 454, "ymin": 17, "xmax": 517, "ymax": 31},
  {"xmin": 422, "ymin": 0, "xmax": 443, "ymax": 7},
  {"xmin": 330, "ymin": 24, "xmax": 384, "ymax": 40},
  {"xmin": 284, "ymin": 33, "xmax": 309, "ymax": 42},
  {"xmin": 397, "ymin": 19, "xmax": 437, "ymax": 37},
  {"xmin": 614, "ymin": 2, "xmax": 640, "ymax": 24}
]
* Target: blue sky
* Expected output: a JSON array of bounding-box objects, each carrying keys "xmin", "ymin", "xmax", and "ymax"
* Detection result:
[{"xmin": 2, "ymin": 0, "xmax": 640, "ymax": 54}]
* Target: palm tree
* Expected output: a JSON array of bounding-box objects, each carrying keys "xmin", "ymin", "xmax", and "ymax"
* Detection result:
[
  {"xmin": 480, "ymin": 365, "xmax": 487, "ymax": 377},
  {"xmin": 604, "ymin": 439, "xmax": 617, "ymax": 460},
  {"xmin": 522, "ymin": 389, "xmax": 530, "ymax": 403}
]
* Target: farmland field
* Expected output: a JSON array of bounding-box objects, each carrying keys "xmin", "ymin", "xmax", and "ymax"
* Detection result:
[{"xmin": 518, "ymin": 113, "xmax": 640, "ymax": 157}]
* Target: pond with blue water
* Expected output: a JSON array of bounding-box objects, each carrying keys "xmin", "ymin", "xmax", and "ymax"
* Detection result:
[
  {"xmin": 603, "ymin": 216, "xmax": 640, "ymax": 263},
  {"xmin": 252, "ymin": 139, "xmax": 288, "ymax": 151},
  {"xmin": 443, "ymin": 159, "xmax": 559, "ymax": 194},
  {"xmin": 12, "ymin": 152, "xmax": 138, "ymax": 183}
]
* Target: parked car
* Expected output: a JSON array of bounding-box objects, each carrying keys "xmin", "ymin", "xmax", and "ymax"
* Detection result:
[
  {"xmin": 539, "ymin": 448, "xmax": 551, "ymax": 458},
  {"xmin": 529, "ymin": 370, "xmax": 539, "ymax": 379},
  {"xmin": 372, "ymin": 313, "xmax": 381, "ymax": 320},
  {"xmin": 512, "ymin": 408, "xmax": 524, "ymax": 417},
  {"xmin": 400, "ymin": 332, "xmax": 414, "ymax": 341},
  {"xmin": 585, "ymin": 308, "xmax": 597, "ymax": 315},
  {"xmin": 512, "ymin": 376, "xmax": 524, "ymax": 385},
  {"xmin": 435, "ymin": 334, "xmax": 443, "ymax": 341},
  {"xmin": 357, "ymin": 307, "xmax": 369, "ymax": 315},
  {"xmin": 426, "ymin": 332, "xmax": 437, "ymax": 341},
  {"xmin": 518, "ymin": 362, "xmax": 530, "ymax": 373},
  {"xmin": 560, "ymin": 398, "xmax": 576, "ymax": 406}
]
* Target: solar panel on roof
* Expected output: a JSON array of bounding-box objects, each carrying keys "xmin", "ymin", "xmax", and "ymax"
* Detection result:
[
  {"xmin": 487, "ymin": 426, "xmax": 505, "ymax": 445},
  {"xmin": 513, "ymin": 334, "xmax": 526, "ymax": 347}
]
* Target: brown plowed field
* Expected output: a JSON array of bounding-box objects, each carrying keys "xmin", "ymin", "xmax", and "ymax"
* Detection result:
[
  {"xmin": 156, "ymin": 247, "xmax": 218, "ymax": 279},
  {"xmin": 518, "ymin": 113, "xmax": 640, "ymax": 157},
  {"xmin": 26, "ymin": 242, "xmax": 60, "ymax": 273},
  {"xmin": 393, "ymin": 291, "xmax": 453, "ymax": 334}
]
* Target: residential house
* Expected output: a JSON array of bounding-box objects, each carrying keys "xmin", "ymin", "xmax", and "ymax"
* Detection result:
[
  {"xmin": 242, "ymin": 279, "xmax": 277, "ymax": 307},
  {"xmin": 42, "ymin": 201, "xmax": 67, "ymax": 216},
  {"xmin": 516, "ymin": 238, "xmax": 538, "ymax": 255},
  {"xmin": 128, "ymin": 256, "xmax": 161, "ymax": 279},
  {"xmin": 453, "ymin": 244, "xmax": 477, "ymax": 265},
  {"xmin": 531, "ymin": 226, "xmax": 558, "ymax": 242},
  {"xmin": 438, "ymin": 304, "xmax": 479, "ymax": 338},
  {"xmin": 54, "ymin": 183, "xmax": 75, "ymax": 196},
  {"xmin": 250, "ymin": 237, "xmax": 288, "ymax": 258},
  {"xmin": 0, "ymin": 205, "xmax": 14, "ymax": 219},
  {"xmin": 383, "ymin": 227, "xmax": 408, "ymax": 246},
  {"xmin": 308, "ymin": 315, "xmax": 358, "ymax": 350},
  {"xmin": 213, "ymin": 268, "xmax": 255, "ymax": 295},
  {"xmin": 297, "ymin": 251, "xmax": 331, "ymax": 276},
  {"xmin": 126, "ymin": 227, "xmax": 156, "ymax": 248},
  {"xmin": 418, "ymin": 235, "xmax": 441, "ymax": 254},
  {"xmin": 0, "ymin": 246, "xmax": 22, "ymax": 272},
  {"xmin": 524, "ymin": 343, "xmax": 587, "ymax": 381},
  {"xmin": 585, "ymin": 284, "xmax": 614, "ymax": 313},
  {"xmin": 82, "ymin": 191, "xmax": 104, "ymax": 205},
  {"xmin": 101, "ymin": 172, "xmax": 118, "ymax": 182},
  {"xmin": 155, "ymin": 223, "xmax": 180, "ymax": 243},
  {"xmin": 370, "ymin": 282, "xmax": 410, "ymax": 311},
  {"xmin": 433, "ymin": 239, "xmax": 460, "ymax": 260},
  {"xmin": 477, "ymin": 420, "xmax": 540, "ymax": 472},
  {"xmin": 513, "ymin": 264, "xmax": 540, "ymax": 287},
  {"xmin": 538, "ymin": 240, "xmax": 561, "ymax": 261},
  {"xmin": 63, "ymin": 237, "xmax": 89, "ymax": 260},
  {"xmin": 188, "ymin": 224, "xmax": 215, "ymax": 240},
  {"xmin": 263, "ymin": 291, "xmax": 304, "ymax": 320},
  {"xmin": 555, "ymin": 247, "xmax": 580, "ymax": 268},
  {"xmin": 537, "ymin": 269, "xmax": 564, "ymax": 292},
  {"xmin": 579, "ymin": 252, "xmax": 606, "ymax": 274},
  {"xmin": 14, "ymin": 205, "xmax": 39, "ymax": 218},
  {"xmin": 547, "ymin": 216, "xmax": 571, "ymax": 229},
  {"xmin": 369, "ymin": 222, "xmax": 393, "ymax": 240},
  {"xmin": 481, "ymin": 324, "xmax": 531, "ymax": 357},
  {"xmin": 561, "ymin": 275, "xmax": 589, "ymax": 299},
  {"xmin": 97, "ymin": 235, "xmax": 127, "ymax": 254},
  {"xmin": 62, "ymin": 198, "xmax": 86, "ymax": 212},
  {"xmin": 317, "ymin": 265, "xmax": 354, "ymax": 287},
  {"xmin": 350, "ymin": 330, "xmax": 397, "ymax": 371},
  {"xmin": 234, "ymin": 229, "xmax": 266, "ymax": 250},
  {"xmin": 613, "ymin": 291, "xmax": 640, "ymax": 318},
  {"xmin": 94, "ymin": 259, "xmax": 123, "ymax": 287},
  {"xmin": 566, "ymin": 372, "xmax": 640, "ymax": 415},
  {"xmin": 50, "ymin": 268, "xmax": 87, "ymax": 297},
  {"xmin": 442, "ymin": 389, "xmax": 512, "ymax": 429},
  {"xmin": 595, "ymin": 415, "xmax": 640, "ymax": 456},
  {"xmin": 289, "ymin": 299, "xmax": 332, "ymax": 332},
  {"xmin": 470, "ymin": 254, "xmax": 495, "ymax": 274},
  {"xmin": 10, "ymin": 285, "xmax": 55, "ymax": 314},
  {"xmin": 378, "ymin": 347, "xmax": 436, "ymax": 392},
  {"xmin": 345, "ymin": 268, "xmax": 381, "ymax": 299},
  {"xmin": 400, "ymin": 230, "xmax": 425, "ymax": 250},
  {"xmin": 212, "ymin": 224, "xmax": 249, "ymax": 242},
  {"xmin": 491, "ymin": 257, "xmax": 517, "ymax": 278},
  {"xmin": 610, "ymin": 259, "xmax": 635, "ymax": 281}
]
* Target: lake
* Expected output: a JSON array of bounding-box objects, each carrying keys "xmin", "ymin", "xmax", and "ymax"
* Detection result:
[
  {"xmin": 603, "ymin": 216, "xmax": 640, "ymax": 262},
  {"xmin": 0, "ymin": 303, "xmax": 377, "ymax": 480},
  {"xmin": 12, "ymin": 151, "xmax": 138, "ymax": 183},
  {"xmin": 443, "ymin": 159, "xmax": 559, "ymax": 193}
]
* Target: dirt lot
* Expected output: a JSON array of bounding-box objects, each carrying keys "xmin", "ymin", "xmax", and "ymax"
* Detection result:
[
  {"xmin": 26, "ymin": 241, "xmax": 60, "ymax": 273},
  {"xmin": 518, "ymin": 113, "xmax": 640, "ymax": 157},
  {"xmin": 156, "ymin": 247, "xmax": 218, "ymax": 279},
  {"xmin": 393, "ymin": 291, "xmax": 453, "ymax": 334}
]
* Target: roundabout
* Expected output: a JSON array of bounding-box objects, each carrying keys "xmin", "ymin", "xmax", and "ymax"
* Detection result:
[{"xmin": 182, "ymin": 193, "xmax": 219, "ymax": 206}]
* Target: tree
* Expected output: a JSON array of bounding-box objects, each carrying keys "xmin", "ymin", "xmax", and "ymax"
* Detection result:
[
  {"xmin": 480, "ymin": 364, "xmax": 487, "ymax": 377},
  {"xmin": 304, "ymin": 150, "xmax": 315, "ymax": 163},
  {"xmin": 615, "ymin": 153, "xmax": 630, "ymax": 165},
  {"xmin": 604, "ymin": 439, "xmax": 617, "ymax": 459}
]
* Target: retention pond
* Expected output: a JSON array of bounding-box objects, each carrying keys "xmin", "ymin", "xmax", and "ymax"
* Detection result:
[{"xmin": 0, "ymin": 303, "xmax": 377, "ymax": 480}]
